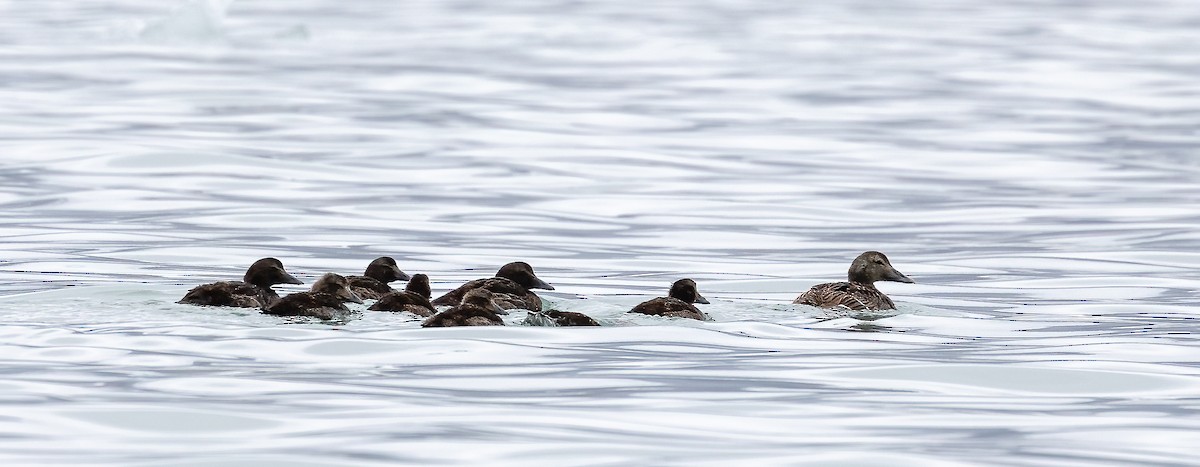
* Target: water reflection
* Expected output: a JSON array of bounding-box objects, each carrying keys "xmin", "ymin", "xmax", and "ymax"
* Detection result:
[{"xmin": 846, "ymin": 323, "xmax": 894, "ymax": 333}]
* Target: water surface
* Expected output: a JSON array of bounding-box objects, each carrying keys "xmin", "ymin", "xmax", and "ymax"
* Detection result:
[{"xmin": 1, "ymin": 0, "xmax": 1199, "ymax": 465}]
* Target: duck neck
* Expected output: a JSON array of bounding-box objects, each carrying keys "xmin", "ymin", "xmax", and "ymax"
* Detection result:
[{"xmin": 847, "ymin": 271, "xmax": 876, "ymax": 286}]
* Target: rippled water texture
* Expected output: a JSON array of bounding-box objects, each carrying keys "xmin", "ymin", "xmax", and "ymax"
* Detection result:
[{"xmin": 1, "ymin": 0, "xmax": 1199, "ymax": 465}]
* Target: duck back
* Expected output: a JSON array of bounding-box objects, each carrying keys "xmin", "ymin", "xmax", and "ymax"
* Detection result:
[
  {"xmin": 347, "ymin": 276, "xmax": 394, "ymax": 301},
  {"xmin": 432, "ymin": 277, "xmax": 542, "ymax": 311},
  {"xmin": 369, "ymin": 291, "xmax": 437, "ymax": 317},
  {"xmin": 178, "ymin": 281, "xmax": 279, "ymax": 308},
  {"xmin": 263, "ymin": 292, "xmax": 350, "ymax": 320},
  {"xmin": 629, "ymin": 297, "xmax": 707, "ymax": 320},
  {"xmin": 794, "ymin": 281, "xmax": 895, "ymax": 310},
  {"xmin": 421, "ymin": 306, "xmax": 505, "ymax": 327}
]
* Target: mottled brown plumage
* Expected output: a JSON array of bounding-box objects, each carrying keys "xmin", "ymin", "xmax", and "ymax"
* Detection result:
[
  {"xmin": 262, "ymin": 292, "xmax": 352, "ymax": 320},
  {"xmin": 368, "ymin": 275, "xmax": 436, "ymax": 317},
  {"xmin": 369, "ymin": 292, "xmax": 436, "ymax": 316},
  {"xmin": 179, "ymin": 282, "xmax": 274, "ymax": 308},
  {"xmin": 422, "ymin": 289, "xmax": 507, "ymax": 328},
  {"xmin": 794, "ymin": 251, "xmax": 914, "ymax": 311},
  {"xmin": 263, "ymin": 273, "xmax": 363, "ymax": 319},
  {"xmin": 347, "ymin": 256, "xmax": 410, "ymax": 300},
  {"xmin": 178, "ymin": 257, "xmax": 303, "ymax": 308},
  {"xmin": 432, "ymin": 262, "xmax": 554, "ymax": 312},
  {"xmin": 629, "ymin": 279, "xmax": 710, "ymax": 321}
]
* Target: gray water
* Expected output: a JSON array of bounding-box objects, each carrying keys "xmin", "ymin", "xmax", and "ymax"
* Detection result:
[{"xmin": 1, "ymin": 0, "xmax": 1199, "ymax": 465}]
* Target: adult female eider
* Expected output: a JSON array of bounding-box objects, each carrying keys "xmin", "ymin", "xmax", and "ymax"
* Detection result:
[
  {"xmin": 368, "ymin": 274, "xmax": 436, "ymax": 317},
  {"xmin": 263, "ymin": 273, "xmax": 364, "ymax": 320},
  {"xmin": 629, "ymin": 278, "xmax": 710, "ymax": 320},
  {"xmin": 347, "ymin": 256, "xmax": 411, "ymax": 300},
  {"xmin": 431, "ymin": 262, "xmax": 554, "ymax": 312},
  {"xmin": 178, "ymin": 257, "xmax": 303, "ymax": 308},
  {"xmin": 794, "ymin": 251, "xmax": 914, "ymax": 310},
  {"xmin": 422, "ymin": 289, "xmax": 507, "ymax": 327}
]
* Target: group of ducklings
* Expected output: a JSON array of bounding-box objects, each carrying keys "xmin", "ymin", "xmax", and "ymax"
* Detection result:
[{"xmin": 177, "ymin": 251, "xmax": 915, "ymax": 327}]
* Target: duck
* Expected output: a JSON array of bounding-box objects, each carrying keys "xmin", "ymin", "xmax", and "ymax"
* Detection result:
[
  {"xmin": 422, "ymin": 289, "xmax": 507, "ymax": 327},
  {"xmin": 178, "ymin": 257, "xmax": 303, "ymax": 308},
  {"xmin": 262, "ymin": 272, "xmax": 364, "ymax": 320},
  {"xmin": 523, "ymin": 309, "xmax": 601, "ymax": 327},
  {"xmin": 347, "ymin": 256, "xmax": 411, "ymax": 300},
  {"xmin": 793, "ymin": 251, "xmax": 914, "ymax": 310},
  {"xmin": 401, "ymin": 272, "xmax": 431, "ymax": 300},
  {"xmin": 431, "ymin": 262, "xmax": 554, "ymax": 312},
  {"xmin": 629, "ymin": 278, "xmax": 710, "ymax": 320},
  {"xmin": 368, "ymin": 274, "xmax": 436, "ymax": 317}
]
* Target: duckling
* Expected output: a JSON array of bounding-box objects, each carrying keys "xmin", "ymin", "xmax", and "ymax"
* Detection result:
[
  {"xmin": 178, "ymin": 257, "xmax": 303, "ymax": 308},
  {"xmin": 422, "ymin": 289, "xmax": 507, "ymax": 327},
  {"xmin": 368, "ymin": 274, "xmax": 436, "ymax": 317},
  {"xmin": 794, "ymin": 251, "xmax": 914, "ymax": 310},
  {"xmin": 262, "ymin": 273, "xmax": 363, "ymax": 320},
  {"xmin": 629, "ymin": 279, "xmax": 710, "ymax": 320},
  {"xmin": 347, "ymin": 256, "xmax": 411, "ymax": 300},
  {"xmin": 432, "ymin": 261, "xmax": 554, "ymax": 312},
  {"xmin": 402, "ymin": 272, "xmax": 431, "ymax": 300}
]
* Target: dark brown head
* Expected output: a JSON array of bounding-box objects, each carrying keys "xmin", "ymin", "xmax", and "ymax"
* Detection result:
[
  {"xmin": 363, "ymin": 256, "xmax": 410, "ymax": 283},
  {"xmin": 310, "ymin": 273, "xmax": 364, "ymax": 304},
  {"xmin": 404, "ymin": 273, "xmax": 431, "ymax": 299},
  {"xmin": 847, "ymin": 251, "xmax": 914, "ymax": 285},
  {"xmin": 243, "ymin": 257, "xmax": 303, "ymax": 288},
  {"xmin": 667, "ymin": 278, "xmax": 709, "ymax": 304},
  {"xmin": 461, "ymin": 288, "xmax": 506, "ymax": 314},
  {"xmin": 495, "ymin": 261, "xmax": 554, "ymax": 291}
]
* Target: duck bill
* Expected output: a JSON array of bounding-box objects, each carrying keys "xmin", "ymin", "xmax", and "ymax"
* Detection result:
[
  {"xmin": 530, "ymin": 276, "xmax": 555, "ymax": 291},
  {"xmin": 393, "ymin": 267, "xmax": 411, "ymax": 282},
  {"xmin": 342, "ymin": 289, "xmax": 364, "ymax": 304},
  {"xmin": 694, "ymin": 293, "xmax": 710, "ymax": 305},
  {"xmin": 885, "ymin": 267, "xmax": 915, "ymax": 284},
  {"xmin": 277, "ymin": 269, "xmax": 303, "ymax": 285}
]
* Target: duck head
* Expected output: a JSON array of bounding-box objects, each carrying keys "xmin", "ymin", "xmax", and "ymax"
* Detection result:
[
  {"xmin": 496, "ymin": 261, "xmax": 554, "ymax": 291},
  {"xmin": 847, "ymin": 251, "xmax": 914, "ymax": 285},
  {"xmin": 364, "ymin": 256, "xmax": 410, "ymax": 283},
  {"xmin": 244, "ymin": 257, "xmax": 303, "ymax": 288},
  {"xmin": 668, "ymin": 278, "xmax": 709, "ymax": 304},
  {"xmin": 311, "ymin": 272, "xmax": 364, "ymax": 304},
  {"xmin": 405, "ymin": 273, "xmax": 432, "ymax": 299}
]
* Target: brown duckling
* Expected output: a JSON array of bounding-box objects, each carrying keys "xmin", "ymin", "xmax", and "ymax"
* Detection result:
[
  {"xmin": 432, "ymin": 261, "xmax": 554, "ymax": 312},
  {"xmin": 629, "ymin": 278, "xmax": 710, "ymax": 321},
  {"xmin": 368, "ymin": 274, "xmax": 436, "ymax": 317},
  {"xmin": 422, "ymin": 289, "xmax": 507, "ymax": 327},
  {"xmin": 347, "ymin": 256, "xmax": 411, "ymax": 300},
  {"xmin": 402, "ymin": 272, "xmax": 432, "ymax": 299},
  {"xmin": 263, "ymin": 272, "xmax": 363, "ymax": 320},
  {"xmin": 794, "ymin": 251, "xmax": 914, "ymax": 311},
  {"xmin": 178, "ymin": 257, "xmax": 303, "ymax": 308}
]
